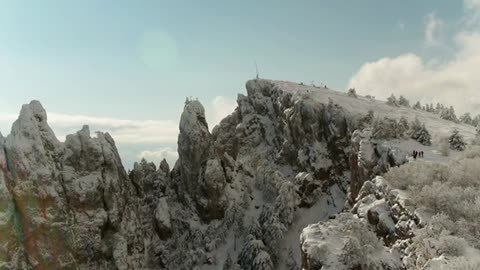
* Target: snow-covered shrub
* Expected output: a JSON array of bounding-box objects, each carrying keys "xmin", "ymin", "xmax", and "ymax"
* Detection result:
[
  {"xmin": 461, "ymin": 146, "xmax": 480, "ymax": 159},
  {"xmin": 437, "ymin": 236, "xmax": 468, "ymax": 257},
  {"xmin": 384, "ymin": 156, "xmax": 480, "ymax": 251},
  {"xmin": 347, "ymin": 88, "xmax": 357, "ymax": 98},
  {"xmin": 301, "ymin": 213, "xmax": 398, "ymax": 270},
  {"xmin": 449, "ymin": 129, "xmax": 466, "ymax": 151}
]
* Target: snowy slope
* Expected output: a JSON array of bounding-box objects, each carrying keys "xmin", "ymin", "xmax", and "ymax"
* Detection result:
[{"xmin": 270, "ymin": 80, "xmax": 476, "ymax": 142}]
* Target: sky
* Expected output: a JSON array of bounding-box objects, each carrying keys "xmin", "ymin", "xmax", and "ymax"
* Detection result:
[{"xmin": 0, "ymin": 0, "xmax": 479, "ymax": 168}]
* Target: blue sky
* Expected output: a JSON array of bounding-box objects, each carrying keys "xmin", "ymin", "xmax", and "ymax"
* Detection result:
[{"xmin": 1, "ymin": 0, "xmax": 478, "ymax": 167}]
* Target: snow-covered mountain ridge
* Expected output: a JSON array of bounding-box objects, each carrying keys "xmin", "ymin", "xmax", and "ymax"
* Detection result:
[{"xmin": 0, "ymin": 79, "xmax": 477, "ymax": 269}]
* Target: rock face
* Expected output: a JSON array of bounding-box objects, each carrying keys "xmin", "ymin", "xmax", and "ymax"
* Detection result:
[
  {"xmin": 301, "ymin": 176, "xmax": 421, "ymax": 270},
  {"xmin": 0, "ymin": 101, "xmax": 160, "ymax": 269},
  {"xmin": 0, "ymin": 79, "xmax": 413, "ymax": 269},
  {"xmin": 349, "ymin": 128, "xmax": 407, "ymax": 203}
]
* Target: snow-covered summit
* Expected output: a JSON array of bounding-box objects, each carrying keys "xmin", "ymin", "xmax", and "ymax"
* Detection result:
[{"xmin": 250, "ymin": 79, "xmax": 476, "ymax": 142}]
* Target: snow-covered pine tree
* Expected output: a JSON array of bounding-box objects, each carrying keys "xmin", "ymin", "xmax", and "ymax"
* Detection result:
[
  {"xmin": 399, "ymin": 95, "xmax": 410, "ymax": 107},
  {"xmin": 223, "ymin": 253, "xmax": 241, "ymax": 270},
  {"xmin": 347, "ymin": 88, "xmax": 357, "ymax": 98},
  {"xmin": 440, "ymin": 106, "xmax": 459, "ymax": 123},
  {"xmin": 387, "ymin": 94, "xmax": 399, "ymax": 106},
  {"xmin": 286, "ymin": 248, "xmax": 300, "ymax": 270},
  {"xmin": 275, "ymin": 181, "xmax": 300, "ymax": 226},
  {"xmin": 252, "ymin": 251, "xmax": 274, "ymax": 270},
  {"xmin": 473, "ymin": 115, "xmax": 480, "ymax": 127},
  {"xmin": 410, "ymin": 118, "xmax": 432, "ymax": 145},
  {"xmin": 372, "ymin": 117, "xmax": 399, "ymax": 139},
  {"xmin": 472, "ymin": 124, "xmax": 480, "ymax": 145},
  {"xmin": 413, "ymin": 101, "xmax": 422, "ymax": 110},
  {"xmin": 397, "ymin": 116, "xmax": 410, "ymax": 138},
  {"xmin": 359, "ymin": 110, "xmax": 374, "ymax": 129},
  {"xmin": 258, "ymin": 208, "xmax": 286, "ymax": 264},
  {"xmin": 448, "ymin": 128, "xmax": 466, "ymax": 151},
  {"xmin": 460, "ymin": 113, "xmax": 473, "ymax": 125},
  {"xmin": 238, "ymin": 235, "xmax": 268, "ymax": 270},
  {"xmin": 429, "ymin": 103, "xmax": 435, "ymax": 112},
  {"xmin": 247, "ymin": 219, "xmax": 263, "ymax": 240},
  {"xmin": 417, "ymin": 124, "xmax": 432, "ymax": 146},
  {"xmin": 435, "ymin": 103, "xmax": 442, "ymax": 114}
]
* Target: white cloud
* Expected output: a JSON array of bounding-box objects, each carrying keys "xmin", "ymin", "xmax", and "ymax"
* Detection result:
[
  {"xmin": 348, "ymin": 4, "xmax": 480, "ymax": 116},
  {"xmin": 137, "ymin": 147, "xmax": 178, "ymax": 167},
  {"xmin": 207, "ymin": 96, "xmax": 237, "ymax": 128},
  {"xmin": 424, "ymin": 12, "xmax": 444, "ymax": 46},
  {"xmin": 398, "ymin": 22, "xmax": 406, "ymax": 31}
]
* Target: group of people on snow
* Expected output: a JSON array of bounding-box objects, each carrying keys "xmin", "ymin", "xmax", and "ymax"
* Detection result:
[{"xmin": 412, "ymin": 150, "xmax": 424, "ymax": 160}]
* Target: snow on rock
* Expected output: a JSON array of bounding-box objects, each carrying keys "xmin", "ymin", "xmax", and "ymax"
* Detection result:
[
  {"xmin": 154, "ymin": 197, "xmax": 172, "ymax": 240},
  {"xmin": 300, "ymin": 213, "xmax": 402, "ymax": 270},
  {"xmin": 349, "ymin": 128, "xmax": 408, "ymax": 204},
  {"xmin": 2, "ymin": 78, "xmax": 472, "ymax": 269}
]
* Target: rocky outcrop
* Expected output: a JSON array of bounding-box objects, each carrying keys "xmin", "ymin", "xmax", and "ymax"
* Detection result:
[
  {"xmin": 177, "ymin": 99, "xmax": 212, "ymax": 196},
  {"xmin": 301, "ymin": 175, "xmax": 422, "ymax": 270},
  {"xmin": 0, "ymin": 101, "xmax": 159, "ymax": 269},
  {"xmin": 0, "ymin": 79, "xmax": 413, "ymax": 269},
  {"xmin": 349, "ymin": 128, "xmax": 407, "ymax": 203}
]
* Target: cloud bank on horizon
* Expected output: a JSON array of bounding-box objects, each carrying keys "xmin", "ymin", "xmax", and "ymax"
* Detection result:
[{"xmin": 348, "ymin": 0, "xmax": 480, "ymax": 115}]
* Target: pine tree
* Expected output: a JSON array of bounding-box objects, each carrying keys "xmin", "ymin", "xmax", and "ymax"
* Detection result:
[
  {"xmin": 252, "ymin": 251, "xmax": 274, "ymax": 270},
  {"xmin": 413, "ymin": 101, "xmax": 422, "ymax": 110},
  {"xmin": 399, "ymin": 95, "xmax": 410, "ymax": 107},
  {"xmin": 460, "ymin": 113, "xmax": 473, "ymax": 125},
  {"xmin": 448, "ymin": 129, "xmax": 466, "ymax": 151},
  {"xmin": 472, "ymin": 115, "xmax": 480, "ymax": 127},
  {"xmin": 275, "ymin": 181, "xmax": 300, "ymax": 226},
  {"xmin": 238, "ymin": 235, "xmax": 268, "ymax": 270},
  {"xmin": 440, "ymin": 106, "xmax": 459, "ymax": 123},
  {"xmin": 372, "ymin": 117, "xmax": 398, "ymax": 139},
  {"xmin": 417, "ymin": 124, "xmax": 432, "ymax": 146},
  {"xmin": 347, "ymin": 88, "xmax": 357, "ymax": 98},
  {"xmin": 410, "ymin": 118, "xmax": 431, "ymax": 146},
  {"xmin": 387, "ymin": 94, "xmax": 398, "ymax": 106},
  {"xmin": 397, "ymin": 116, "xmax": 409, "ymax": 137},
  {"xmin": 286, "ymin": 248, "xmax": 300, "ymax": 270}
]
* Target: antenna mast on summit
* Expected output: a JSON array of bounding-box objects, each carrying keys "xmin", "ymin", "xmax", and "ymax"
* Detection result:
[{"xmin": 255, "ymin": 60, "xmax": 259, "ymax": 80}]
